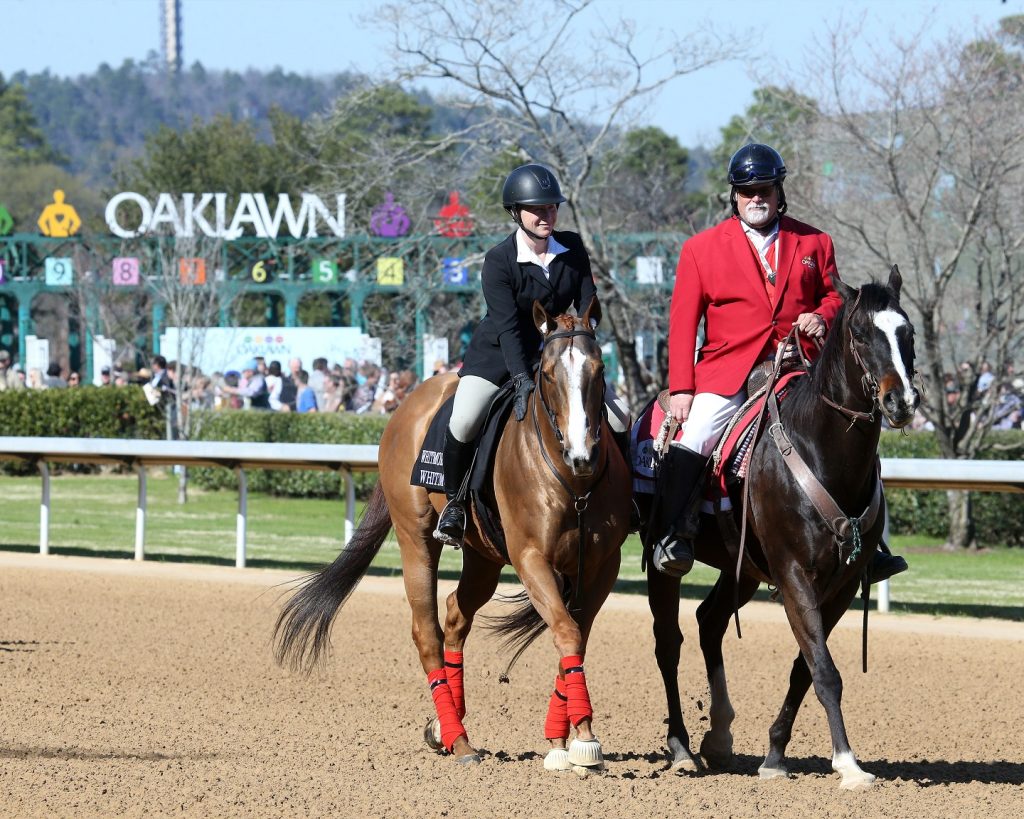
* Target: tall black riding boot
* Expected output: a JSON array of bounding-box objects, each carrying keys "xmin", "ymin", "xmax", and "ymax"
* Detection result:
[
  {"xmin": 650, "ymin": 444, "xmax": 709, "ymax": 578},
  {"xmin": 433, "ymin": 429, "xmax": 475, "ymax": 548},
  {"xmin": 610, "ymin": 428, "xmax": 641, "ymax": 533},
  {"xmin": 867, "ymin": 543, "xmax": 908, "ymax": 584}
]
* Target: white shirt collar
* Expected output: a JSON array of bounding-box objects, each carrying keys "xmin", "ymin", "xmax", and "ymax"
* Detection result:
[
  {"xmin": 515, "ymin": 229, "xmax": 568, "ymax": 275},
  {"xmin": 741, "ymin": 218, "xmax": 779, "ymax": 250}
]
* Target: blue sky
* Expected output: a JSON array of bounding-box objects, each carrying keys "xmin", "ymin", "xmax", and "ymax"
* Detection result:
[{"xmin": 4, "ymin": 0, "xmax": 1021, "ymax": 147}]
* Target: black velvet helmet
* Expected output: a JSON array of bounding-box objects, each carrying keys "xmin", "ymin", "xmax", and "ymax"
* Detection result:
[
  {"xmin": 728, "ymin": 143, "xmax": 788, "ymax": 217},
  {"xmin": 501, "ymin": 164, "xmax": 567, "ymax": 209},
  {"xmin": 727, "ymin": 143, "xmax": 787, "ymax": 187}
]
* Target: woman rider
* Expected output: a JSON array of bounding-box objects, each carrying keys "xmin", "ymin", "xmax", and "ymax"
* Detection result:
[{"xmin": 434, "ymin": 163, "xmax": 631, "ymax": 547}]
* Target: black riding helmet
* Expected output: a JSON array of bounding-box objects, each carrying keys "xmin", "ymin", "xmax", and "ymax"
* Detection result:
[
  {"xmin": 728, "ymin": 143, "xmax": 788, "ymax": 217},
  {"xmin": 502, "ymin": 164, "xmax": 566, "ymax": 239}
]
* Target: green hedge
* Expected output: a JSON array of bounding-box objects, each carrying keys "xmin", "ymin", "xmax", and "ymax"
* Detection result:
[
  {"xmin": 0, "ymin": 386, "xmax": 165, "ymax": 474},
  {"xmin": 880, "ymin": 430, "xmax": 1024, "ymax": 546},
  {"xmin": 188, "ymin": 409, "xmax": 389, "ymax": 499}
]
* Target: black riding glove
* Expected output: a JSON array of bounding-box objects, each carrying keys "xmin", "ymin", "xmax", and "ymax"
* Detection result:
[{"xmin": 512, "ymin": 372, "xmax": 535, "ymax": 422}]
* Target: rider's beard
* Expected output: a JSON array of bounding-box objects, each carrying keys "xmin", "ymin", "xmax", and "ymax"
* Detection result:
[{"xmin": 742, "ymin": 202, "xmax": 774, "ymax": 229}]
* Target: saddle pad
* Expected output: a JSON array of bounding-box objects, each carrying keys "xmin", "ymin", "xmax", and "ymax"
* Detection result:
[
  {"xmin": 712, "ymin": 370, "xmax": 805, "ymax": 493},
  {"xmin": 410, "ymin": 384, "xmax": 514, "ymax": 493},
  {"xmin": 630, "ymin": 395, "xmax": 685, "ymax": 495}
]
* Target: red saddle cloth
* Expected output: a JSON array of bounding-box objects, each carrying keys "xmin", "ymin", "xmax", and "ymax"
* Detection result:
[
  {"xmin": 630, "ymin": 371, "xmax": 805, "ymax": 497},
  {"xmin": 630, "ymin": 396, "xmax": 683, "ymax": 494}
]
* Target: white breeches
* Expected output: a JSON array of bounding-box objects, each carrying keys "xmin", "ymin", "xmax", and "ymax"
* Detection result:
[
  {"xmin": 678, "ymin": 388, "xmax": 747, "ymax": 458},
  {"xmin": 449, "ymin": 374, "xmax": 630, "ymax": 444}
]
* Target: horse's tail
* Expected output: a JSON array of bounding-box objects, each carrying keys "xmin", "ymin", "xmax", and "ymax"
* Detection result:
[
  {"xmin": 273, "ymin": 481, "xmax": 392, "ymax": 674},
  {"xmin": 483, "ymin": 580, "xmax": 573, "ymax": 681}
]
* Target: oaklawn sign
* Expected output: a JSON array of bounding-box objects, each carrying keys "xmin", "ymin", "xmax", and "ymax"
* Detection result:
[{"xmin": 105, "ymin": 192, "xmax": 346, "ymax": 240}]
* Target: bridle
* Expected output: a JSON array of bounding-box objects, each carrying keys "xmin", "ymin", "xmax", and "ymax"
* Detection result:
[
  {"xmin": 533, "ymin": 327, "xmax": 604, "ymax": 448},
  {"xmin": 819, "ymin": 291, "xmax": 884, "ymax": 427},
  {"xmin": 529, "ymin": 324, "xmax": 607, "ymax": 613}
]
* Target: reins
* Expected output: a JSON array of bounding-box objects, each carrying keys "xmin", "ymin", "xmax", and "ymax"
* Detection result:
[
  {"xmin": 531, "ymin": 326, "xmax": 608, "ymax": 614},
  {"xmin": 732, "ymin": 315, "xmax": 884, "ymax": 672},
  {"xmin": 733, "ymin": 317, "xmax": 883, "ymax": 644}
]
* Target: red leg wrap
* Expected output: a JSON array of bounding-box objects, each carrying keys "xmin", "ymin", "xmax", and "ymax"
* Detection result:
[
  {"xmin": 444, "ymin": 649, "xmax": 466, "ymax": 719},
  {"xmin": 561, "ymin": 654, "xmax": 593, "ymax": 726},
  {"xmin": 427, "ymin": 668, "xmax": 467, "ymax": 751},
  {"xmin": 544, "ymin": 675, "xmax": 570, "ymax": 740}
]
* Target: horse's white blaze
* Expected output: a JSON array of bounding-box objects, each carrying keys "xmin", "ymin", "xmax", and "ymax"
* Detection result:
[
  {"xmin": 873, "ymin": 309, "xmax": 915, "ymax": 403},
  {"xmin": 561, "ymin": 345, "xmax": 589, "ymax": 458}
]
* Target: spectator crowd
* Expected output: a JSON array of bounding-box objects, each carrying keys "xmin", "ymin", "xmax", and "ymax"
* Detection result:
[{"xmin": 0, "ymin": 348, "xmax": 446, "ymax": 420}]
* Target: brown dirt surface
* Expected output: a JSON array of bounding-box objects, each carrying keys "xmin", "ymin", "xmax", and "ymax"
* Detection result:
[{"xmin": 1, "ymin": 552, "xmax": 1021, "ymax": 818}]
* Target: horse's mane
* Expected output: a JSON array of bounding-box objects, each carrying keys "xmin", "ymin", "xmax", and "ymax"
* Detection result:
[{"xmin": 785, "ymin": 280, "xmax": 895, "ymax": 430}]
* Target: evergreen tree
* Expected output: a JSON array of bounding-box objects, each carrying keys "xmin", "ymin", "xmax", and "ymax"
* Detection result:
[{"xmin": 0, "ymin": 73, "xmax": 64, "ymax": 166}]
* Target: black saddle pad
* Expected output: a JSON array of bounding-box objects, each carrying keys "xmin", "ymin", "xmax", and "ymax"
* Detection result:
[{"xmin": 410, "ymin": 383, "xmax": 515, "ymax": 493}]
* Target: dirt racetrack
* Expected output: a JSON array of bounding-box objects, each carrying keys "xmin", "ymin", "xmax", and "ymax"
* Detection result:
[{"xmin": 1, "ymin": 552, "xmax": 1022, "ymax": 818}]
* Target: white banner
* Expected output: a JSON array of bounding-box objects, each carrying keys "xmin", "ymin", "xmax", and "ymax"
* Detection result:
[{"xmin": 159, "ymin": 326, "xmax": 380, "ymax": 375}]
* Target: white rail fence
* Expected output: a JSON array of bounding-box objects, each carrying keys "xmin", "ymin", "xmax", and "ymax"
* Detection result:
[
  {"xmin": 1, "ymin": 439, "xmax": 1020, "ymax": 608},
  {"xmin": 0, "ymin": 437, "xmax": 379, "ymax": 568}
]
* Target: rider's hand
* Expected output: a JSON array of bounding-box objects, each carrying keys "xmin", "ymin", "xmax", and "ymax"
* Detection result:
[
  {"xmin": 794, "ymin": 312, "xmax": 826, "ymax": 340},
  {"xmin": 669, "ymin": 391, "xmax": 694, "ymax": 425},
  {"xmin": 512, "ymin": 373, "xmax": 534, "ymax": 422}
]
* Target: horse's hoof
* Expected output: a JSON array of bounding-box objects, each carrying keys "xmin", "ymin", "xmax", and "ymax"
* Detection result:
[
  {"xmin": 699, "ymin": 733, "xmax": 734, "ymax": 769},
  {"xmin": 758, "ymin": 764, "xmax": 790, "ymax": 780},
  {"xmin": 455, "ymin": 753, "xmax": 481, "ymax": 766},
  {"xmin": 423, "ymin": 717, "xmax": 444, "ymax": 753},
  {"xmin": 839, "ymin": 772, "xmax": 876, "ymax": 791},
  {"xmin": 572, "ymin": 764, "xmax": 600, "ymax": 778},
  {"xmin": 567, "ymin": 737, "xmax": 604, "ymax": 769},
  {"xmin": 543, "ymin": 748, "xmax": 572, "ymax": 772},
  {"xmin": 668, "ymin": 736, "xmax": 704, "ymax": 773},
  {"xmin": 833, "ymin": 751, "xmax": 877, "ymax": 790}
]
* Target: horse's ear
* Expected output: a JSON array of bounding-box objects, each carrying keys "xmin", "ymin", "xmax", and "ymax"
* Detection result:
[
  {"xmin": 533, "ymin": 300, "xmax": 556, "ymax": 335},
  {"xmin": 581, "ymin": 296, "xmax": 601, "ymax": 331},
  {"xmin": 887, "ymin": 264, "xmax": 902, "ymax": 299},
  {"xmin": 833, "ymin": 274, "xmax": 856, "ymax": 303}
]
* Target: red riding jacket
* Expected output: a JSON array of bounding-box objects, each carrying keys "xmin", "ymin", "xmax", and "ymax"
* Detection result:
[{"xmin": 669, "ymin": 214, "xmax": 843, "ymax": 397}]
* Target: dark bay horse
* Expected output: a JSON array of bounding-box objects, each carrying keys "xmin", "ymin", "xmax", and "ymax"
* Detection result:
[
  {"xmin": 645, "ymin": 266, "xmax": 918, "ymax": 789},
  {"xmin": 274, "ymin": 298, "xmax": 630, "ymax": 771}
]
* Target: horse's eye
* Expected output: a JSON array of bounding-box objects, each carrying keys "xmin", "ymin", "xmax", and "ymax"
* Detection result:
[{"xmin": 852, "ymin": 330, "xmax": 865, "ymax": 343}]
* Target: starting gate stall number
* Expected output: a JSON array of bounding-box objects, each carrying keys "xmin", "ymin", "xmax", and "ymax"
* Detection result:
[
  {"xmin": 44, "ymin": 257, "xmax": 74, "ymax": 286},
  {"xmin": 112, "ymin": 257, "xmax": 140, "ymax": 285},
  {"xmin": 442, "ymin": 257, "xmax": 469, "ymax": 285},
  {"xmin": 376, "ymin": 257, "xmax": 404, "ymax": 286},
  {"xmin": 312, "ymin": 258, "xmax": 338, "ymax": 284},
  {"xmin": 179, "ymin": 258, "xmax": 206, "ymax": 286},
  {"xmin": 251, "ymin": 260, "xmax": 272, "ymax": 283}
]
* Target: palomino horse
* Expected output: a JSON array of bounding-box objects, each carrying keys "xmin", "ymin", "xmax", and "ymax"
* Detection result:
[
  {"xmin": 644, "ymin": 267, "xmax": 918, "ymax": 789},
  {"xmin": 274, "ymin": 298, "xmax": 630, "ymax": 771}
]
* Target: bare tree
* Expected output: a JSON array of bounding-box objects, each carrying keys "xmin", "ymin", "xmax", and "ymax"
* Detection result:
[
  {"xmin": 354, "ymin": 0, "xmax": 735, "ymax": 404},
  {"xmin": 785, "ymin": 19, "xmax": 1024, "ymax": 547},
  {"xmin": 144, "ymin": 235, "xmax": 226, "ymax": 503}
]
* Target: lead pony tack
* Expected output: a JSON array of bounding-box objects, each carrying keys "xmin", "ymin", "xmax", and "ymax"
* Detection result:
[
  {"xmin": 273, "ymin": 297, "xmax": 630, "ymax": 772},
  {"xmin": 644, "ymin": 266, "xmax": 919, "ymax": 790}
]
